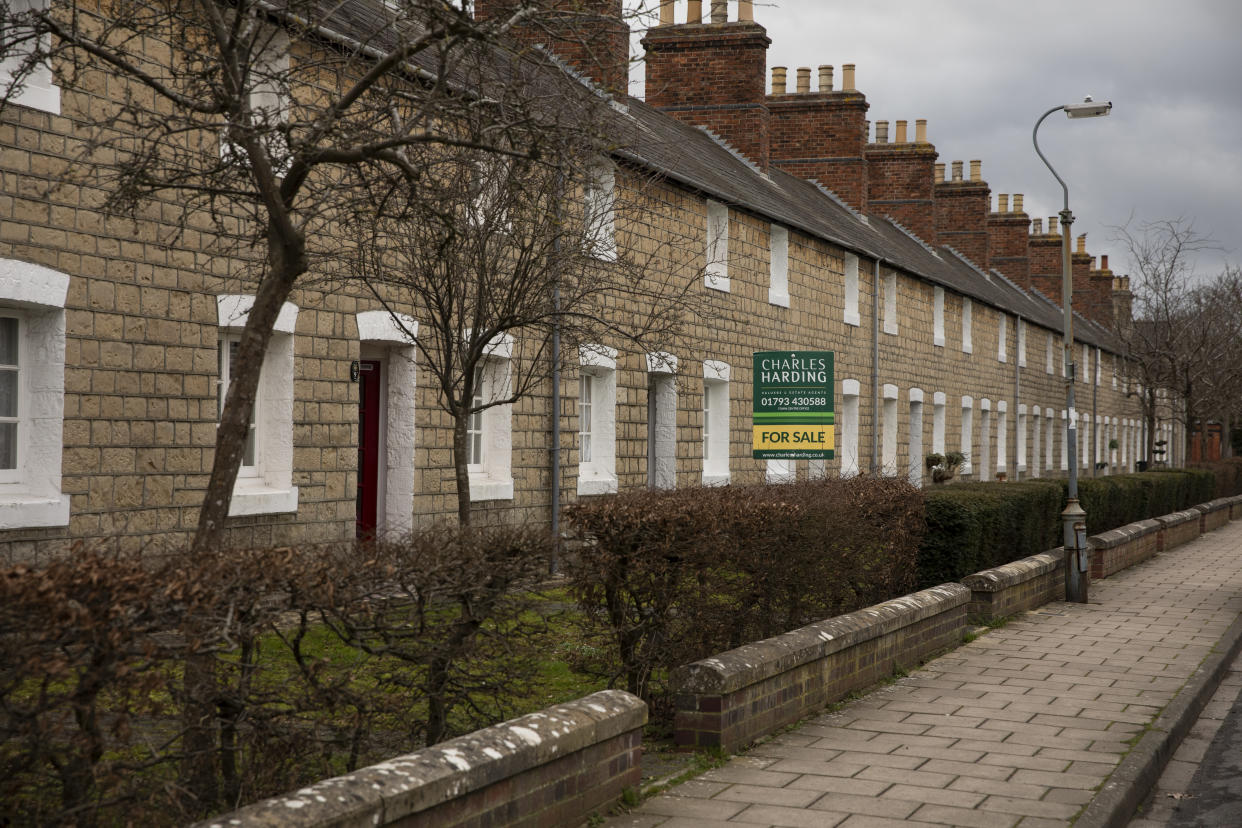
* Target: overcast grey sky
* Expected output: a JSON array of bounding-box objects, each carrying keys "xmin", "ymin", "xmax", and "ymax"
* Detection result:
[{"xmin": 627, "ymin": 1, "xmax": 1241, "ymax": 281}]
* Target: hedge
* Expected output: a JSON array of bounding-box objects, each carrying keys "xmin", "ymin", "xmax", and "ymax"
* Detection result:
[{"xmin": 1192, "ymin": 458, "xmax": 1242, "ymax": 498}]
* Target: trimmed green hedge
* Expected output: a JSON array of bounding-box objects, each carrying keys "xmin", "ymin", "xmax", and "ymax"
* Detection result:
[
  {"xmin": 1192, "ymin": 459, "xmax": 1242, "ymax": 498},
  {"xmin": 919, "ymin": 469, "xmax": 1218, "ymax": 588}
]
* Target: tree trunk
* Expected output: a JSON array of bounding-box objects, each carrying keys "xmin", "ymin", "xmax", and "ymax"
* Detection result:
[{"xmin": 453, "ymin": 410, "xmax": 473, "ymax": 526}]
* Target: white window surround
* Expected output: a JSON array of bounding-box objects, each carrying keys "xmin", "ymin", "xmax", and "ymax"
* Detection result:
[
  {"xmin": 1017, "ymin": 403, "xmax": 1028, "ymax": 473},
  {"xmin": 998, "ymin": 315, "xmax": 1007, "ymax": 363},
  {"xmin": 1046, "ymin": 333, "xmax": 1055, "ymax": 374},
  {"xmin": 881, "ymin": 383, "xmax": 898, "ymax": 477},
  {"xmin": 1095, "ymin": 347, "xmax": 1103, "ymax": 386},
  {"xmin": 768, "ymin": 224, "xmax": 790, "ymax": 308},
  {"xmin": 908, "ymin": 388, "xmax": 924, "ymax": 488},
  {"xmin": 1082, "ymin": 343, "xmax": 1090, "ymax": 384},
  {"xmin": 932, "ymin": 391, "xmax": 946, "ymax": 455},
  {"xmin": 0, "ymin": 258, "xmax": 69, "ymax": 529},
  {"xmin": 1045, "ymin": 411, "xmax": 1055, "ymax": 472},
  {"xmin": 1061, "ymin": 410, "xmax": 1070, "ymax": 471},
  {"xmin": 585, "ymin": 162, "xmax": 617, "ymax": 262},
  {"xmin": 464, "ymin": 332, "xmax": 515, "ymax": 502},
  {"xmin": 705, "ymin": 199, "xmax": 729, "ymax": 292},
  {"xmin": 844, "ymin": 253, "xmax": 860, "ymax": 327},
  {"xmin": 979, "ymin": 399, "xmax": 992, "ymax": 481},
  {"xmin": 933, "ymin": 287, "xmax": 945, "ymax": 347},
  {"xmin": 840, "ymin": 379, "xmax": 860, "ymax": 477},
  {"xmin": 996, "ymin": 400, "xmax": 1008, "ymax": 472},
  {"xmin": 216, "ymin": 294, "xmax": 299, "ymax": 516},
  {"xmin": 578, "ymin": 344, "xmax": 618, "ymax": 495},
  {"xmin": 702, "ymin": 359, "xmax": 730, "ymax": 485},
  {"xmin": 1017, "ymin": 319, "xmax": 1027, "ymax": 368},
  {"xmin": 355, "ymin": 311, "xmax": 418, "ymax": 535},
  {"xmin": 1, "ymin": 1, "xmax": 60, "ymax": 115},
  {"xmin": 962, "ymin": 298, "xmax": 973, "ymax": 354},
  {"xmin": 883, "ymin": 272, "xmax": 898, "ymax": 335},
  {"xmin": 646, "ymin": 352, "xmax": 678, "ymax": 490},
  {"xmin": 960, "ymin": 396, "xmax": 974, "ymax": 475}
]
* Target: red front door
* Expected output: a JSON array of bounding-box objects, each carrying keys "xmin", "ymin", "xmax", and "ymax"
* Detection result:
[{"xmin": 356, "ymin": 360, "xmax": 381, "ymax": 539}]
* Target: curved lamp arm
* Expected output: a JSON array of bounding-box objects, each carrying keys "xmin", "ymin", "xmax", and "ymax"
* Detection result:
[{"xmin": 1032, "ymin": 104, "xmax": 1069, "ymax": 213}]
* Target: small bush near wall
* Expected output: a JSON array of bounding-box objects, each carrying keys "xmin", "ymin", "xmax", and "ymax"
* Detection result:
[
  {"xmin": 1067, "ymin": 469, "xmax": 1216, "ymax": 534},
  {"xmin": 563, "ymin": 478, "xmax": 923, "ymax": 725},
  {"xmin": 1192, "ymin": 458, "xmax": 1242, "ymax": 498},
  {"xmin": 0, "ymin": 527, "xmax": 554, "ymax": 827},
  {"xmin": 920, "ymin": 482, "xmax": 1062, "ymax": 588}
]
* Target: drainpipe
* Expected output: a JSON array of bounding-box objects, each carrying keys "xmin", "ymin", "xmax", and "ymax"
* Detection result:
[
  {"xmin": 871, "ymin": 258, "xmax": 882, "ymax": 475},
  {"xmin": 1014, "ymin": 315, "xmax": 1021, "ymax": 480},
  {"xmin": 549, "ymin": 168, "xmax": 564, "ymax": 572},
  {"xmin": 1092, "ymin": 348, "xmax": 1099, "ymax": 477}
]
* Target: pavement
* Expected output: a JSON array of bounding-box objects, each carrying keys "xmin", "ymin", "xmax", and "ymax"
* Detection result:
[{"xmin": 604, "ymin": 517, "xmax": 1242, "ymax": 828}]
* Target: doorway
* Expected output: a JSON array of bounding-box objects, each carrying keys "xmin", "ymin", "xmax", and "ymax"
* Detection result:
[{"xmin": 356, "ymin": 359, "xmax": 381, "ymax": 539}]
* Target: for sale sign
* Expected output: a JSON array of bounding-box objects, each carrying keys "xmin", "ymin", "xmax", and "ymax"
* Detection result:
[{"xmin": 752, "ymin": 351, "xmax": 834, "ymax": 459}]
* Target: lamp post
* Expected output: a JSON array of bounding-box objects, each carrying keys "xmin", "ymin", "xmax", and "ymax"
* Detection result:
[{"xmin": 1032, "ymin": 96, "xmax": 1112, "ymax": 604}]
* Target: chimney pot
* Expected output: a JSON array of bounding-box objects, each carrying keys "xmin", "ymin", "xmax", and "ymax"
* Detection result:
[
  {"xmin": 969, "ymin": 159, "xmax": 981, "ymax": 182},
  {"xmin": 771, "ymin": 66, "xmax": 787, "ymax": 94},
  {"xmin": 659, "ymin": 0, "xmax": 674, "ymax": 25},
  {"xmin": 951, "ymin": 160, "xmax": 963, "ymax": 181},
  {"xmin": 1049, "ymin": 216, "xmax": 1059, "ymax": 236},
  {"xmin": 796, "ymin": 67, "xmax": 811, "ymax": 93},
  {"xmin": 1013, "ymin": 193, "xmax": 1024, "ymax": 213},
  {"xmin": 934, "ymin": 162, "xmax": 945, "ymax": 183},
  {"xmin": 875, "ymin": 120, "xmax": 889, "ymax": 143},
  {"xmin": 818, "ymin": 64, "xmax": 833, "ymax": 91},
  {"xmin": 1033, "ymin": 218, "xmax": 1043, "ymax": 234},
  {"xmin": 1102, "ymin": 254, "xmax": 1109, "ymax": 270},
  {"xmin": 687, "ymin": 0, "xmax": 702, "ymax": 22},
  {"xmin": 842, "ymin": 63, "xmax": 856, "ymax": 90},
  {"xmin": 1077, "ymin": 234, "xmax": 1087, "ymax": 253},
  {"xmin": 738, "ymin": 0, "xmax": 754, "ymax": 21},
  {"xmin": 915, "ymin": 118, "xmax": 927, "ymax": 142},
  {"xmin": 710, "ymin": 0, "xmax": 726, "ymax": 23},
  {"xmin": 895, "ymin": 119, "xmax": 908, "ymax": 143},
  {"xmin": 997, "ymin": 193, "xmax": 1009, "ymax": 213}
]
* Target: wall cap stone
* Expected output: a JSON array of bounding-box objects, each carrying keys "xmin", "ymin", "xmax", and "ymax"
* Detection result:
[
  {"xmin": 194, "ymin": 689, "xmax": 645, "ymax": 828},
  {"xmin": 1194, "ymin": 498, "xmax": 1232, "ymax": 515},
  {"xmin": 961, "ymin": 551, "xmax": 1061, "ymax": 593},
  {"xmin": 1155, "ymin": 509, "xmax": 1200, "ymax": 528},
  {"xmin": 1088, "ymin": 518, "xmax": 1162, "ymax": 550},
  {"xmin": 672, "ymin": 583, "xmax": 969, "ymax": 695}
]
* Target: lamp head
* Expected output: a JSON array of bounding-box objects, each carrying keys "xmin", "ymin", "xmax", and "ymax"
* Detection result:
[{"xmin": 1064, "ymin": 96, "xmax": 1112, "ymax": 119}]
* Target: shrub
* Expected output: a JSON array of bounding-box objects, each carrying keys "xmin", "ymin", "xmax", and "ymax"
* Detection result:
[
  {"xmin": 562, "ymin": 478, "xmax": 923, "ymax": 722},
  {"xmin": 1191, "ymin": 458, "xmax": 1242, "ymax": 498}
]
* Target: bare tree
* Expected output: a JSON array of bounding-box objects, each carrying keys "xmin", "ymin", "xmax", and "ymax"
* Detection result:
[{"xmin": 349, "ymin": 137, "xmax": 709, "ymax": 523}]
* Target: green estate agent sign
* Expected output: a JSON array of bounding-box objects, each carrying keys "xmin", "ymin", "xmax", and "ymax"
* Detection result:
[{"xmin": 752, "ymin": 351, "xmax": 835, "ymax": 460}]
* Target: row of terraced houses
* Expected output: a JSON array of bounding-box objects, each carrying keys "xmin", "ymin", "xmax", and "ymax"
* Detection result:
[{"xmin": 0, "ymin": 0, "xmax": 1182, "ymax": 559}]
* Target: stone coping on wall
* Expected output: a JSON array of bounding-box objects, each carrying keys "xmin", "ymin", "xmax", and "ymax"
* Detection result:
[
  {"xmin": 1156, "ymin": 508, "xmax": 1202, "ymax": 529},
  {"xmin": 196, "ymin": 689, "xmax": 646, "ymax": 828},
  {"xmin": 960, "ymin": 550, "xmax": 1064, "ymax": 624},
  {"xmin": 1088, "ymin": 518, "xmax": 1162, "ymax": 551},
  {"xmin": 961, "ymin": 551, "xmax": 1061, "ymax": 593},
  {"xmin": 671, "ymin": 584, "xmax": 970, "ymax": 696}
]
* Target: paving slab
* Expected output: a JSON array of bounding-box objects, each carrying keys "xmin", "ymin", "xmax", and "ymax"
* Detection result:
[{"xmin": 605, "ymin": 519, "xmax": 1242, "ymax": 828}]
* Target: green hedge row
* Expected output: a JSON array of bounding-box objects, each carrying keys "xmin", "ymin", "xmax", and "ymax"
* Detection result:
[
  {"xmin": 919, "ymin": 468, "xmax": 1218, "ymax": 588},
  {"xmin": 1192, "ymin": 458, "xmax": 1242, "ymax": 498}
]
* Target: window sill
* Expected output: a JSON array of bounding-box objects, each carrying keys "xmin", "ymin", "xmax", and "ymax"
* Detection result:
[
  {"xmin": 844, "ymin": 311, "xmax": 861, "ymax": 327},
  {"xmin": 577, "ymin": 473, "xmax": 618, "ymax": 496},
  {"xmin": 883, "ymin": 323, "xmax": 898, "ymax": 336},
  {"xmin": 469, "ymin": 474, "xmax": 514, "ymax": 502},
  {"xmin": 229, "ymin": 483, "xmax": 299, "ymax": 516},
  {"xmin": 933, "ymin": 335, "xmax": 945, "ymax": 347},
  {"xmin": 705, "ymin": 276, "xmax": 730, "ymax": 293},
  {"xmin": 702, "ymin": 471, "xmax": 731, "ymax": 487},
  {"xmin": 0, "ymin": 491, "xmax": 70, "ymax": 529},
  {"xmin": 768, "ymin": 291, "xmax": 790, "ymax": 308}
]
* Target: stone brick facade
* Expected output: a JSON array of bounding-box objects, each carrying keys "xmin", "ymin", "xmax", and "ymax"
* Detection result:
[{"xmin": 0, "ymin": 0, "xmax": 1155, "ymax": 558}]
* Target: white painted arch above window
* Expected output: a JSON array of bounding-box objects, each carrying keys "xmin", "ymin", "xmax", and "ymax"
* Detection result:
[
  {"xmin": 646, "ymin": 351, "xmax": 678, "ymax": 374},
  {"xmin": 356, "ymin": 310, "xmax": 417, "ymax": 344}
]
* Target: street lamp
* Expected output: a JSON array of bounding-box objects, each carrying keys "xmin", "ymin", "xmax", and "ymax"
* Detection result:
[{"xmin": 1032, "ymin": 96, "xmax": 1112, "ymax": 604}]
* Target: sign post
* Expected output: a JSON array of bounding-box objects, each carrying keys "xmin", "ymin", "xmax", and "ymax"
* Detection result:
[{"xmin": 752, "ymin": 351, "xmax": 834, "ymax": 460}]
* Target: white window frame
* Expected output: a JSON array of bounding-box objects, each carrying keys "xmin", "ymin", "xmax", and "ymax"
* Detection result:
[
  {"xmin": 1017, "ymin": 319, "xmax": 1027, "ymax": 368},
  {"xmin": 841, "ymin": 379, "xmax": 860, "ymax": 477},
  {"xmin": 0, "ymin": 259, "xmax": 69, "ymax": 528},
  {"xmin": 1095, "ymin": 347, "xmax": 1103, "ymax": 386},
  {"xmin": 578, "ymin": 345, "xmax": 618, "ymax": 495},
  {"xmin": 218, "ymin": 333, "xmax": 260, "ymax": 478},
  {"xmin": 933, "ymin": 287, "xmax": 945, "ymax": 347},
  {"xmin": 1082, "ymin": 343, "xmax": 1091, "ymax": 384},
  {"xmin": 881, "ymin": 383, "xmax": 898, "ymax": 477},
  {"xmin": 585, "ymin": 161, "xmax": 617, "ymax": 262},
  {"xmin": 1045, "ymin": 410, "xmax": 1055, "ymax": 473},
  {"xmin": 1, "ymin": 1, "xmax": 60, "ymax": 114},
  {"xmin": 844, "ymin": 253, "xmax": 860, "ymax": 327},
  {"xmin": 221, "ymin": 27, "xmax": 291, "ymax": 170},
  {"xmin": 962, "ymin": 298, "xmax": 973, "ymax": 354},
  {"xmin": 978, "ymin": 399, "xmax": 992, "ymax": 481},
  {"xmin": 216, "ymin": 295, "xmax": 299, "ymax": 516},
  {"xmin": 883, "ymin": 271, "xmax": 898, "ymax": 335},
  {"xmin": 702, "ymin": 360, "xmax": 730, "ymax": 485},
  {"xmin": 769, "ymin": 224, "xmax": 790, "ymax": 307},
  {"xmin": 646, "ymin": 352, "xmax": 678, "ymax": 489},
  {"xmin": 997, "ymin": 314, "xmax": 1008, "ymax": 363},
  {"xmin": 996, "ymin": 401, "xmax": 1008, "ymax": 474},
  {"xmin": 1017, "ymin": 404, "xmax": 1027, "ymax": 473},
  {"xmin": 705, "ymin": 199, "xmax": 729, "ymax": 292},
  {"xmin": 466, "ymin": 333, "xmax": 515, "ymax": 501},
  {"xmin": 932, "ymin": 391, "xmax": 946, "ymax": 455},
  {"xmin": 960, "ymin": 396, "xmax": 974, "ymax": 475},
  {"xmin": 1061, "ymin": 410, "xmax": 1070, "ymax": 471},
  {"xmin": 1046, "ymin": 333, "xmax": 1055, "ymax": 374}
]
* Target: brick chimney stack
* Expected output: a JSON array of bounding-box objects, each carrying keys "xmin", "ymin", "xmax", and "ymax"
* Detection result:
[
  {"xmin": 1029, "ymin": 217, "xmax": 1065, "ymax": 306},
  {"xmin": 934, "ymin": 158, "xmax": 991, "ymax": 269},
  {"xmin": 865, "ymin": 116, "xmax": 939, "ymax": 242},
  {"xmin": 643, "ymin": 0, "xmax": 773, "ymax": 169},
  {"xmin": 768, "ymin": 62, "xmax": 870, "ymax": 211},
  {"xmin": 1071, "ymin": 233, "xmax": 1095, "ymax": 320},
  {"xmin": 476, "ymin": 1, "xmax": 629, "ymax": 94},
  {"xmin": 1112, "ymin": 273, "xmax": 1134, "ymax": 329},
  {"xmin": 988, "ymin": 193, "xmax": 1031, "ymax": 287}
]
